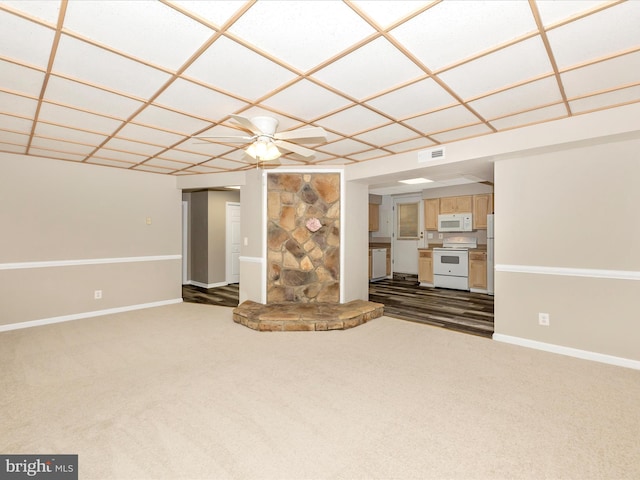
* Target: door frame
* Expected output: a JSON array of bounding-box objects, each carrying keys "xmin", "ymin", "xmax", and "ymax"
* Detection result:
[{"xmin": 225, "ymin": 201, "xmax": 241, "ymax": 284}]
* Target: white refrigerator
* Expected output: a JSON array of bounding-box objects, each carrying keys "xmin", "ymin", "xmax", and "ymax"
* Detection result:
[{"xmin": 487, "ymin": 214, "xmax": 494, "ymax": 295}]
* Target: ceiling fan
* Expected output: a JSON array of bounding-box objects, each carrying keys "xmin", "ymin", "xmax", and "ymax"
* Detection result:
[{"xmin": 195, "ymin": 114, "xmax": 327, "ymax": 162}]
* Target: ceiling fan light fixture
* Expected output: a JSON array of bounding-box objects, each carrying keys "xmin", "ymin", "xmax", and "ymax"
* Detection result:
[{"xmin": 246, "ymin": 137, "xmax": 281, "ymax": 161}]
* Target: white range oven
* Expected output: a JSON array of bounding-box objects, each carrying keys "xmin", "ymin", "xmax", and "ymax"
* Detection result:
[{"xmin": 432, "ymin": 236, "xmax": 477, "ymax": 291}]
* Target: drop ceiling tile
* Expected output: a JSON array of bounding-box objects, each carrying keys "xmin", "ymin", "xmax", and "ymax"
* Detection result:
[
  {"xmin": 0, "ymin": 113, "xmax": 32, "ymax": 133},
  {"xmin": 159, "ymin": 149, "xmax": 211, "ymax": 164},
  {"xmin": 536, "ymin": 1, "xmax": 609, "ymax": 26},
  {"xmin": 0, "ymin": 91, "xmax": 37, "ymax": 117},
  {"xmin": 184, "ymin": 164, "xmax": 226, "ymax": 174},
  {"xmin": 102, "ymin": 138, "xmax": 165, "ymax": 156},
  {"xmin": 404, "ymin": 105, "xmax": 480, "ymax": 135},
  {"xmin": 0, "ymin": 130, "xmax": 29, "ymax": 145},
  {"xmin": 185, "ymin": 36, "xmax": 297, "ymax": 102},
  {"xmin": 87, "ymin": 158, "xmax": 136, "ymax": 169},
  {"xmin": 351, "ymin": 1, "xmax": 432, "ymax": 29},
  {"xmin": 44, "ymin": 76, "xmax": 143, "ymax": 119},
  {"xmin": 547, "ymin": 2, "xmax": 640, "ymax": 69},
  {"xmin": 144, "ymin": 158, "xmax": 192, "ymax": 170},
  {"xmin": 349, "ymin": 149, "xmax": 391, "ymax": 161},
  {"xmin": 469, "ymin": 77, "xmax": 562, "ymax": 120},
  {"xmin": 181, "ymin": 140, "xmax": 237, "ymax": 157},
  {"xmin": 313, "ymin": 157, "xmax": 354, "ymax": 166},
  {"xmin": 227, "ymin": 1, "xmax": 375, "ymax": 72},
  {"xmin": 392, "ymin": 0, "xmax": 537, "ymax": 71},
  {"xmin": 132, "ymin": 164, "xmax": 173, "ymax": 174},
  {"xmin": 262, "ymin": 80, "xmax": 351, "ymax": 120},
  {"xmin": 366, "ymin": 78, "xmax": 457, "ymax": 120},
  {"xmin": 385, "ymin": 137, "xmax": 435, "ymax": 153},
  {"xmin": 28, "ymin": 148, "xmax": 85, "ymax": 162},
  {"xmin": 317, "ymin": 105, "xmax": 389, "ymax": 135},
  {"xmin": 439, "ymin": 37, "xmax": 553, "ymax": 100},
  {"xmin": 170, "ymin": 1, "xmax": 246, "ymax": 28},
  {"xmin": 34, "ymin": 123, "xmax": 107, "ymax": 145},
  {"xmin": 430, "ymin": 123, "xmax": 493, "ymax": 143},
  {"xmin": 52, "ymin": 35, "xmax": 171, "ymax": 98},
  {"xmin": 1, "ymin": 0, "xmax": 62, "ymax": 24},
  {"xmin": 119, "ymin": 123, "xmax": 186, "ymax": 147},
  {"xmin": 569, "ymin": 85, "xmax": 640, "ymax": 114},
  {"xmin": 490, "ymin": 104, "xmax": 568, "ymax": 131},
  {"xmin": 0, "ymin": 10, "xmax": 55, "ymax": 68},
  {"xmin": 217, "ymin": 149, "xmax": 252, "ymax": 163},
  {"xmin": 38, "ymin": 103, "xmax": 122, "ymax": 134},
  {"xmin": 353, "ymin": 123, "xmax": 418, "ymax": 146},
  {"xmin": 134, "ymin": 106, "xmax": 212, "ymax": 135},
  {"xmin": 154, "ymin": 79, "xmax": 249, "ymax": 122},
  {"xmin": 561, "ymin": 51, "xmax": 640, "ymax": 98},
  {"xmin": 63, "ymin": 1, "xmax": 213, "ymax": 70},
  {"xmin": 312, "ymin": 37, "xmax": 425, "ymax": 100},
  {"xmin": 30, "ymin": 137, "xmax": 94, "ymax": 155},
  {"xmin": 91, "ymin": 148, "xmax": 148, "ymax": 164},
  {"xmin": 0, "ymin": 142, "xmax": 26, "ymax": 153},
  {"xmin": 0, "ymin": 60, "xmax": 45, "ymax": 96},
  {"xmin": 318, "ymin": 138, "xmax": 371, "ymax": 156},
  {"xmin": 303, "ymin": 151, "xmax": 337, "ymax": 163}
]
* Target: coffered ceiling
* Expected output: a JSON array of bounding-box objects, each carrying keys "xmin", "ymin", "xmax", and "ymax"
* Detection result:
[{"xmin": 0, "ymin": 0, "xmax": 638, "ymax": 177}]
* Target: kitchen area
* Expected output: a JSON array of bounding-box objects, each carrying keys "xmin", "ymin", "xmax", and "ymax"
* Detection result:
[{"xmin": 369, "ymin": 188, "xmax": 494, "ymax": 295}]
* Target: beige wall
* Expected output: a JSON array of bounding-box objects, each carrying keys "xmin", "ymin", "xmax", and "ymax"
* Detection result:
[
  {"xmin": 239, "ymin": 169, "xmax": 265, "ymax": 303},
  {"xmin": 344, "ymin": 180, "xmax": 369, "ymax": 302},
  {"xmin": 0, "ymin": 153, "xmax": 182, "ymax": 327},
  {"xmin": 494, "ymin": 137, "xmax": 640, "ymax": 361}
]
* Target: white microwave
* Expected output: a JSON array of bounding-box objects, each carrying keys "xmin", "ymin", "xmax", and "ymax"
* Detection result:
[{"xmin": 438, "ymin": 213, "xmax": 473, "ymax": 232}]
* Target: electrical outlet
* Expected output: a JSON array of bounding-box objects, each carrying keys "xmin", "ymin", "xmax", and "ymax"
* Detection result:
[
  {"xmin": 438, "ymin": 233, "xmax": 443, "ymax": 240},
  {"xmin": 427, "ymin": 233, "xmax": 433, "ymax": 239},
  {"xmin": 146, "ymin": 217, "xmax": 152, "ymax": 225},
  {"xmin": 94, "ymin": 290, "xmax": 102, "ymax": 300},
  {"xmin": 538, "ymin": 312, "xmax": 550, "ymax": 326}
]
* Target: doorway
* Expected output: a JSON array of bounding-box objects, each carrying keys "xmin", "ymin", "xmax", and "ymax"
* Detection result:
[{"xmin": 392, "ymin": 194, "xmax": 425, "ymax": 275}]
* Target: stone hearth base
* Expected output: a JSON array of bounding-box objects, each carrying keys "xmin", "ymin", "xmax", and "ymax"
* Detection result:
[{"xmin": 233, "ymin": 300, "xmax": 384, "ymax": 331}]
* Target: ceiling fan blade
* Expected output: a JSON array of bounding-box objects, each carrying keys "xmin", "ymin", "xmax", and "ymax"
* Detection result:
[
  {"xmin": 274, "ymin": 126, "xmax": 327, "ymax": 144},
  {"xmin": 274, "ymin": 140, "xmax": 316, "ymax": 158},
  {"xmin": 229, "ymin": 114, "xmax": 263, "ymax": 135}
]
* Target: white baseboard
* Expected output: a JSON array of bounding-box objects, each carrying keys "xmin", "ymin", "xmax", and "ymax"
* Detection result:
[
  {"xmin": 0, "ymin": 298, "xmax": 183, "ymax": 332},
  {"xmin": 185, "ymin": 280, "xmax": 228, "ymax": 289},
  {"xmin": 493, "ymin": 333, "xmax": 640, "ymax": 370}
]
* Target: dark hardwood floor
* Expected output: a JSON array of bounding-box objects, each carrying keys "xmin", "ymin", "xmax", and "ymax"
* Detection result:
[{"xmin": 182, "ymin": 277, "xmax": 494, "ymax": 338}]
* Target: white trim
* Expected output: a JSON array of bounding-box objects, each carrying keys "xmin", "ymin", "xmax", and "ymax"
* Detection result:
[
  {"xmin": 0, "ymin": 298, "xmax": 183, "ymax": 333},
  {"xmin": 495, "ymin": 264, "xmax": 640, "ymax": 281},
  {"xmin": 493, "ymin": 334, "xmax": 640, "ymax": 371},
  {"xmin": 187, "ymin": 280, "xmax": 228, "ymax": 289},
  {"xmin": 239, "ymin": 256, "xmax": 264, "ymax": 263},
  {"xmin": 0, "ymin": 255, "xmax": 182, "ymax": 271}
]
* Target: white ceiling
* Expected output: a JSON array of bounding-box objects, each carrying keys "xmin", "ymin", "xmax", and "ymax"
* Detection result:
[{"xmin": 0, "ymin": 0, "xmax": 639, "ymax": 190}]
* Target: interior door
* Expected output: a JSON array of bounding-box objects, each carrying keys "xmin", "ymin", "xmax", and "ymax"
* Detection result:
[
  {"xmin": 392, "ymin": 195, "xmax": 425, "ymax": 275},
  {"xmin": 226, "ymin": 202, "xmax": 241, "ymax": 284}
]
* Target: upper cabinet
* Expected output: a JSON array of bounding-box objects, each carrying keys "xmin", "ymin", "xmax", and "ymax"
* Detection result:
[
  {"xmin": 369, "ymin": 203, "xmax": 380, "ymax": 232},
  {"xmin": 472, "ymin": 194, "xmax": 494, "ymax": 229},
  {"xmin": 423, "ymin": 198, "xmax": 440, "ymax": 230},
  {"xmin": 439, "ymin": 195, "xmax": 472, "ymax": 214}
]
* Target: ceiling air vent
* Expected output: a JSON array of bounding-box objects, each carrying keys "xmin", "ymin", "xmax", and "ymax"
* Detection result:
[{"xmin": 418, "ymin": 147, "xmax": 445, "ymax": 163}]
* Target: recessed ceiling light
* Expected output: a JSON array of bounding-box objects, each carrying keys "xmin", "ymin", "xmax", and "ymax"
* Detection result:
[{"xmin": 398, "ymin": 177, "xmax": 433, "ymax": 185}]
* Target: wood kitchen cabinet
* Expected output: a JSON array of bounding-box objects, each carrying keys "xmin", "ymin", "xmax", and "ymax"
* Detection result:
[
  {"xmin": 469, "ymin": 251, "xmax": 487, "ymax": 290},
  {"xmin": 418, "ymin": 249, "xmax": 433, "ymax": 285},
  {"xmin": 472, "ymin": 194, "xmax": 494, "ymax": 229},
  {"xmin": 368, "ymin": 203, "xmax": 379, "ymax": 231},
  {"xmin": 439, "ymin": 195, "xmax": 472, "ymax": 214},
  {"xmin": 423, "ymin": 198, "xmax": 440, "ymax": 230}
]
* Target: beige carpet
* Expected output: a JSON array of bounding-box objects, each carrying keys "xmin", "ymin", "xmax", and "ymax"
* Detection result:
[{"xmin": 1, "ymin": 302, "xmax": 639, "ymax": 480}]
